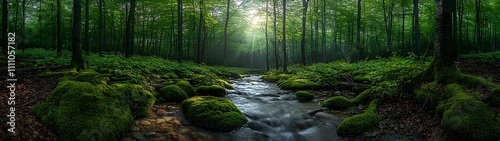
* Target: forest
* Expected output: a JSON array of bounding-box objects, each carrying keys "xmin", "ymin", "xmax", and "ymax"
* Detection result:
[{"xmin": 0, "ymin": 0, "xmax": 500, "ymax": 140}]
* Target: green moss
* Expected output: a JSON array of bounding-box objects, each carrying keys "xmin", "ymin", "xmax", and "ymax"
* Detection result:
[
  {"xmin": 59, "ymin": 70, "xmax": 110, "ymax": 85},
  {"xmin": 215, "ymin": 79, "xmax": 234, "ymax": 89},
  {"xmin": 322, "ymin": 96, "xmax": 353, "ymax": 109},
  {"xmin": 196, "ymin": 85, "xmax": 227, "ymax": 97},
  {"xmin": 490, "ymin": 86, "xmax": 500, "ymax": 106},
  {"xmin": 38, "ymin": 69, "xmax": 78, "ymax": 77},
  {"xmin": 351, "ymin": 90, "xmax": 372, "ymax": 104},
  {"xmin": 278, "ymin": 79, "xmax": 320, "ymax": 90},
  {"xmin": 157, "ymin": 85, "xmax": 188, "ymax": 102},
  {"xmin": 176, "ymin": 80, "xmax": 196, "ymax": 97},
  {"xmin": 336, "ymin": 99, "xmax": 380, "ymax": 136},
  {"xmin": 295, "ymin": 91, "xmax": 314, "ymax": 102},
  {"xmin": 181, "ymin": 96, "xmax": 247, "ymax": 130},
  {"xmin": 108, "ymin": 84, "xmax": 155, "ymax": 118},
  {"xmin": 33, "ymin": 80, "xmax": 134, "ymax": 141},
  {"xmin": 437, "ymin": 84, "xmax": 500, "ymax": 141},
  {"xmin": 415, "ymin": 82, "xmax": 450, "ymax": 103}
]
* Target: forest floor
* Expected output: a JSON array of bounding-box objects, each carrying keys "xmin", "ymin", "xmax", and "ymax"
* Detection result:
[{"xmin": 1, "ymin": 56, "xmax": 499, "ymax": 141}]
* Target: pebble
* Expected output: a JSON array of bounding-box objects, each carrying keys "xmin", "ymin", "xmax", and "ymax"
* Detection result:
[
  {"xmin": 132, "ymin": 132, "xmax": 145, "ymax": 141},
  {"xmin": 156, "ymin": 109, "xmax": 168, "ymax": 116},
  {"xmin": 130, "ymin": 126, "xmax": 140, "ymax": 131},
  {"xmin": 140, "ymin": 121, "xmax": 151, "ymax": 125}
]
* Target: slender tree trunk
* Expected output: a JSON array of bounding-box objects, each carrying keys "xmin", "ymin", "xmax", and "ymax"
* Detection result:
[
  {"xmin": 452, "ymin": 0, "xmax": 457, "ymax": 53},
  {"xmin": 124, "ymin": 0, "xmax": 136, "ymax": 57},
  {"xmin": 412, "ymin": 0, "xmax": 420, "ymax": 55},
  {"xmin": 197, "ymin": 0, "xmax": 204, "ymax": 64},
  {"xmin": 57, "ymin": 0, "xmax": 62, "ymax": 56},
  {"xmin": 39, "ymin": 0, "xmax": 43, "ymax": 49},
  {"xmin": 401, "ymin": 1, "xmax": 405, "ymax": 53},
  {"xmin": 383, "ymin": 0, "xmax": 394, "ymax": 54},
  {"xmin": 84, "ymin": 0, "xmax": 89, "ymax": 54},
  {"xmin": 474, "ymin": 0, "xmax": 480, "ymax": 51},
  {"xmin": 71, "ymin": 0, "xmax": 87, "ymax": 70},
  {"xmin": 273, "ymin": 0, "xmax": 278, "ymax": 69},
  {"xmin": 178, "ymin": 0, "xmax": 183, "ymax": 61},
  {"xmin": 356, "ymin": 0, "xmax": 362, "ymax": 61},
  {"xmin": 321, "ymin": 0, "xmax": 326, "ymax": 62},
  {"xmin": 99, "ymin": 0, "xmax": 103, "ymax": 56},
  {"xmin": 282, "ymin": 0, "xmax": 287, "ymax": 72},
  {"xmin": 265, "ymin": 0, "xmax": 270, "ymax": 70},
  {"xmin": 300, "ymin": 0, "xmax": 309, "ymax": 65},
  {"xmin": 223, "ymin": 0, "xmax": 230, "ymax": 64}
]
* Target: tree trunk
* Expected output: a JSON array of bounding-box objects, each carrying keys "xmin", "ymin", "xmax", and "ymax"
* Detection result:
[
  {"xmin": 124, "ymin": 0, "xmax": 136, "ymax": 57},
  {"xmin": 99, "ymin": 0, "xmax": 103, "ymax": 56},
  {"xmin": 71, "ymin": 0, "xmax": 87, "ymax": 71},
  {"xmin": 282, "ymin": 0, "xmax": 287, "ymax": 72},
  {"xmin": 355, "ymin": 0, "xmax": 362, "ymax": 61},
  {"xmin": 222, "ymin": 0, "xmax": 230, "ymax": 64},
  {"xmin": 273, "ymin": 0, "xmax": 278, "ymax": 69},
  {"xmin": 20, "ymin": 0, "xmax": 26, "ymax": 50},
  {"xmin": 383, "ymin": 0, "xmax": 394, "ymax": 54},
  {"xmin": 265, "ymin": 0, "xmax": 270, "ymax": 70},
  {"xmin": 412, "ymin": 0, "xmax": 420, "ymax": 55},
  {"xmin": 300, "ymin": 0, "xmax": 309, "ymax": 65},
  {"xmin": 197, "ymin": 0, "xmax": 204, "ymax": 64},
  {"xmin": 321, "ymin": 0, "xmax": 326, "ymax": 62},
  {"xmin": 432, "ymin": 0, "xmax": 455, "ymax": 81},
  {"xmin": 474, "ymin": 0, "xmax": 480, "ymax": 51},
  {"xmin": 178, "ymin": 0, "xmax": 183, "ymax": 61},
  {"xmin": 57, "ymin": 0, "xmax": 62, "ymax": 56},
  {"xmin": 84, "ymin": 0, "xmax": 89, "ymax": 54}
]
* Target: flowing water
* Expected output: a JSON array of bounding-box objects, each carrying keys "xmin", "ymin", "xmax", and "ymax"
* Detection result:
[{"xmin": 212, "ymin": 75, "xmax": 341, "ymax": 141}]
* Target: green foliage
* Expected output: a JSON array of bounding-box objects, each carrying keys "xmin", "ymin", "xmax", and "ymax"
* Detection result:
[
  {"xmin": 322, "ymin": 96, "xmax": 353, "ymax": 109},
  {"xmin": 336, "ymin": 99, "xmax": 380, "ymax": 136},
  {"xmin": 436, "ymin": 84, "xmax": 500, "ymax": 141},
  {"xmin": 295, "ymin": 91, "xmax": 314, "ymax": 102},
  {"xmin": 157, "ymin": 85, "xmax": 189, "ymax": 102},
  {"xmin": 33, "ymin": 80, "xmax": 134, "ymax": 141},
  {"xmin": 215, "ymin": 79, "xmax": 234, "ymax": 89},
  {"xmin": 108, "ymin": 84, "xmax": 155, "ymax": 118},
  {"xmin": 38, "ymin": 69, "xmax": 78, "ymax": 77},
  {"xmin": 181, "ymin": 96, "xmax": 247, "ymax": 130},
  {"xmin": 490, "ymin": 86, "xmax": 500, "ymax": 106},
  {"xmin": 196, "ymin": 85, "xmax": 228, "ymax": 97},
  {"xmin": 176, "ymin": 81, "xmax": 196, "ymax": 97},
  {"xmin": 459, "ymin": 51, "xmax": 500, "ymax": 63}
]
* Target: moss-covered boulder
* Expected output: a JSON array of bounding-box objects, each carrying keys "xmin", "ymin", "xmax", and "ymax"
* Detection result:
[
  {"xmin": 322, "ymin": 96, "xmax": 353, "ymax": 109},
  {"xmin": 295, "ymin": 91, "xmax": 314, "ymax": 102},
  {"xmin": 157, "ymin": 85, "xmax": 189, "ymax": 102},
  {"xmin": 437, "ymin": 84, "xmax": 500, "ymax": 141},
  {"xmin": 59, "ymin": 70, "xmax": 110, "ymax": 85},
  {"xmin": 176, "ymin": 80, "xmax": 196, "ymax": 97},
  {"xmin": 109, "ymin": 84, "xmax": 155, "ymax": 118},
  {"xmin": 181, "ymin": 96, "xmax": 247, "ymax": 130},
  {"xmin": 489, "ymin": 86, "xmax": 500, "ymax": 106},
  {"xmin": 278, "ymin": 79, "xmax": 320, "ymax": 90},
  {"xmin": 336, "ymin": 99, "xmax": 380, "ymax": 136},
  {"xmin": 33, "ymin": 80, "xmax": 134, "ymax": 141},
  {"xmin": 196, "ymin": 85, "xmax": 227, "ymax": 97},
  {"xmin": 216, "ymin": 79, "xmax": 234, "ymax": 89}
]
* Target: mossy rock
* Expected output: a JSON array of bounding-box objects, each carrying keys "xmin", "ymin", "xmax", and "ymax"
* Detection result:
[
  {"xmin": 295, "ymin": 91, "xmax": 314, "ymax": 102},
  {"xmin": 415, "ymin": 82, "xmax": 451, "ymax": 103},
  {"xmin": 489, "ymin": 86, "xmax": 500, "ymax": 106},
  {"xmin": 196, "ymin": 85, "xmax": 227, "ymax": 97},
  {"xmin": 216, "ymin": 79, "xmax": 234, "ymax": 89},
  {"xmin": 59, "ymin": 70, "xmax": 110, "ymax": 85},
  {"xmin": 157, "ymin": 85, "xmax": 188, "ymax": 102},
  {"xmin": 181, "ymin": 96, "xmax": 247, "ymax": 130},
  {"xmin": 437, "ymin": 84, "xmax": 500, "ymax": 141},
  {"xmin": 278, "ymin": 79, "xmax": 320, "ymax": 90},
  {"xmin": 33, "ymin": 80, "xmax": 134, "ymax": 141},
  {"xmin": 38, "ymin": 69, "xmax": 78, "ymax": 77},
  {"xmin": 109, "ymin": 84, "xmax": 155, "ymax": 118},
  {"xmin": 336, "ymin": 100, "xmax": 380, "ymax": 136},
  {"xmin": 322, "ymin": 96, "xmax": 353, "ymax": 109},
  {"xmin": 176, "ymin": 80, "xmax": 196, "ymax": 97}
]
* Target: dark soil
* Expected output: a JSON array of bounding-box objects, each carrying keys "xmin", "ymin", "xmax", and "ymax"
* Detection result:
[{"xmin": 0, "ymin": 69, "xmax": 61, "ymax": 141}]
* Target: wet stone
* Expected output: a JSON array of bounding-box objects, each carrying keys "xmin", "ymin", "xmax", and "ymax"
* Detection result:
[
  {"xmin": 140, "ymin": 120, "xmax": 151, "ymax": 125},
  {"xmin": 145, "ymin": 132, "xmax": 157, "ymax": 137},
  {"xmin": 131, "ymin": 132, "xmax": 145, "ymax": 141},
  {"xmin": 130, "ymin": 126, "xmax": 140, "ymax": 131}
]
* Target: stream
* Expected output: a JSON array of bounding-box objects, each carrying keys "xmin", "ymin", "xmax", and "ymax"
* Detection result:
[{"xmin": 214, "ymin": 75, "xmax": 342, "ymax": 141}]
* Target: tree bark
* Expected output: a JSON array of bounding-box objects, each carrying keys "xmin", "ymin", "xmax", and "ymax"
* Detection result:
[
  {"xmin": 273, "ymin": 0, "xmax": 278, "ymax": 69},
  {"xmin": 124, "ymin": 0, "xmax": 136, "ymax": 57},
  {"xmin": 300, "ymin": 0, "xmax": 310, "ymax": 65},
  {"xmin": 222, "ymin": 0, "xmax": 230, "ymax": 64},
  {"xmin": 57, "ymin": 0, "xmax": 62, "ymax": 56},
  {"xmin": 178, "ymin": 0, "xmax": 183, "ymax": 61},
  {"xmin": 282, "ymin": 0, "xmax": 287, "ymax": 72},
  {"xmin": 355, "ymin": 0, "xmax": 362, "ymax": 61},
  {"xmin": 412, "ymin": 0, "xmax": 420, "ymax": 55},
  {"xmin": 321, "ymin": 0, "xmax": 326, "ymax": 62},
  {"xmin": 432, "ymin": 0, "xmax": 455, "ymax": 81},
  {"xmin": 71, "ymin": 0, "xmax": 87, "ymax": 71},
  {"xmin": 265, "ymin": 0, "xmax": 270, "ymax": 70},
  {"xmin": 84, "ymin": 0, "xmax": 89, "ymax": 54}
]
